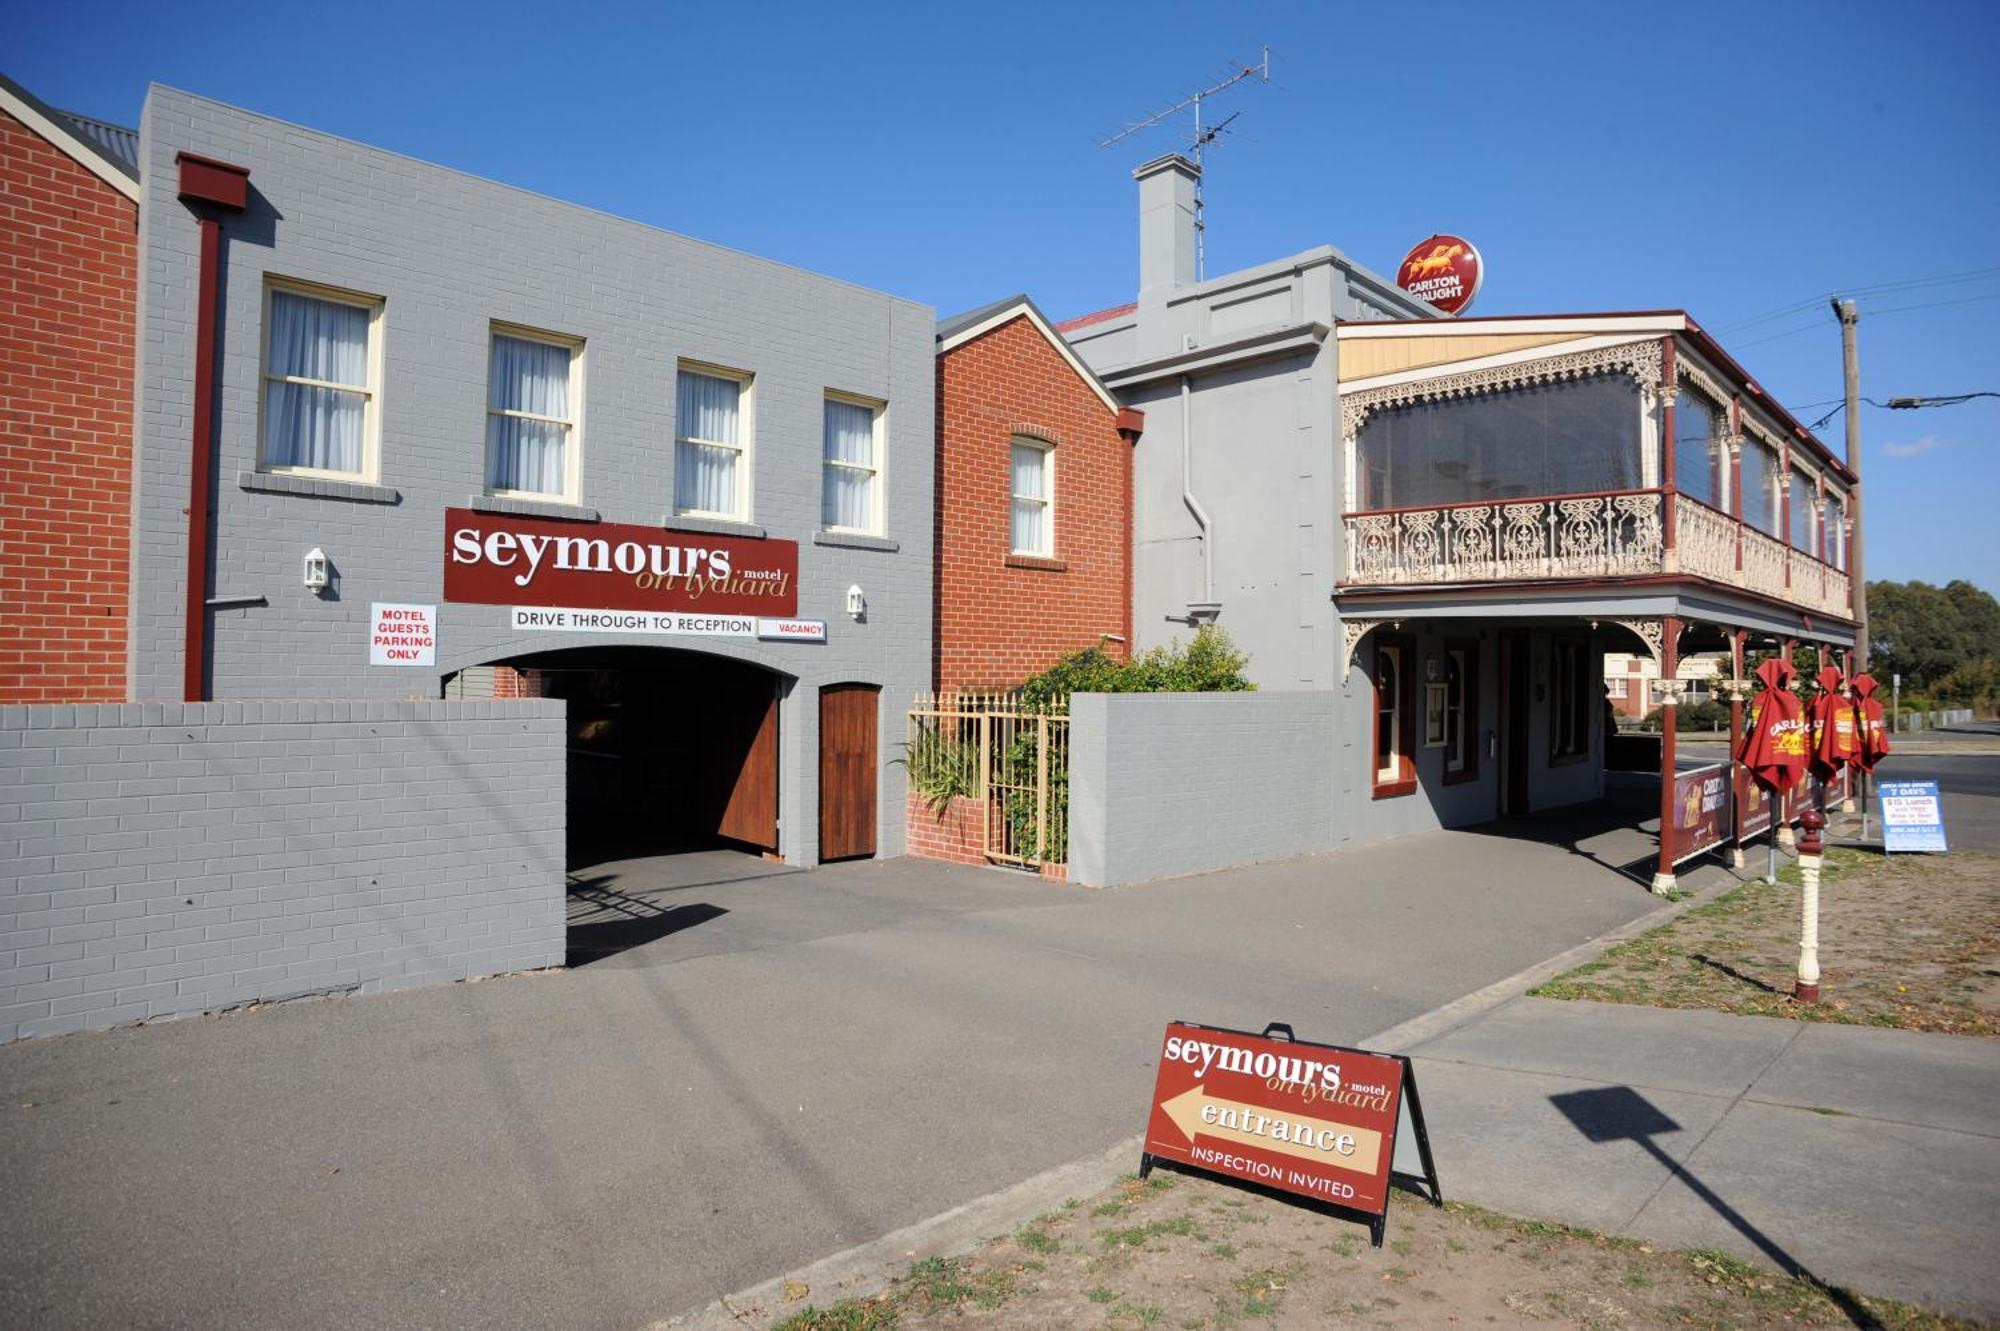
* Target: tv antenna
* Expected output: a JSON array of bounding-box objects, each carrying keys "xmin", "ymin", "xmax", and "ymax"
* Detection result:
[{"xmin": 1101, "ymin": 46, "xmax": 1271, "ymax": 280}]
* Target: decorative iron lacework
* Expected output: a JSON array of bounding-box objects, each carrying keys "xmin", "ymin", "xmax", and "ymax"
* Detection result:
[
  {"xmin": 1741, "ymin": 410, "xmax": 1790, "ymax": 459},
  {"xmin": 1340, "ymin": 340, "xmax": 1666, "ymax": 442},
  {"xmin": 1341, "ymin": 618, "xmax": 1385, "ymax": 682},
  {"xmin": 1676, "ymin": 357, "xmax": 1732, "ymax": 418},
  {"xmin": 1612, "ymin": 617, "xmax": 1680, "ymax": 668}
]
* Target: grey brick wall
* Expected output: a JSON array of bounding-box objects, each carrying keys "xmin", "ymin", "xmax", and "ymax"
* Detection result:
[
  {"xmin": 132, "ymin": 86, "xmax": 933, "ymax": 862},
  {"xmin": 1068, "ymin": 692, "xmax": 1339, "ymax": 887},
  {"xmin": 0, "ymin": 701, "xmax": 565, "ymax": 1043}
]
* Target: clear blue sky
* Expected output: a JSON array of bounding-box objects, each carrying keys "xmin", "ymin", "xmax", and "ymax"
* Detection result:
[{"xmin": 11, "ymin": 0, "xmax": 1997, "ymax": 591}]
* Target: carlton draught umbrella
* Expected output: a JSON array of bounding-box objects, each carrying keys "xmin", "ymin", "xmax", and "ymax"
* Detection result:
[
  {"xmin": 1809, "ymin": 665, "xmax": 1859, "ymax": 810},
  {"xmin": 1737, "ymin": 657, "xmax": 1808, "ymax": 881},
  {"xmin": 1851, "ymin": 674, "xmax": 1891, "ymax": 770},
  {"xmin": 1851, "ymin": 673, "xmax": 1892, "ymax": 838}
]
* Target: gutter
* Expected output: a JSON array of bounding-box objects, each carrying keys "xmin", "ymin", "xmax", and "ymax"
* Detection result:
[{"xmin": 175, "ymin": 152, "xmax": 250, "ymax": 702}]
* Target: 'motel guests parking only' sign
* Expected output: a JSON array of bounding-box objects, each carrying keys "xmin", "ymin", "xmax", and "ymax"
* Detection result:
[{"xmin": 1143, "ymin": 1022, "xmax": 1414, "ymax": 1223}]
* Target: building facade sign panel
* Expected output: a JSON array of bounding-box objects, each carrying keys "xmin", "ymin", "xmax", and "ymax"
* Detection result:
[{"xmin": 444, "ymin": 508, "xmax": 798, "ymax": 618}]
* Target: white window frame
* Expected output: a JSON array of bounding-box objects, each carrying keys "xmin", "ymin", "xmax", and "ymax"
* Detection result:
[
  {"xmin": 486, "ymin": 322, "xmax": 584, "ymax": 504},
  {"xmin": 257, "ymin": 276, "xmax": 385, "ymax": 482},
  {"xmin": 1444, "ymin": 647, "xmax": 1469, "ymax": 774},
  {"xmin": 822, "ymin": 389, "xmax": 886, "ymax": 536},
  {"xmin": 674, "ymin": 360, "xmax": 755, "ymax": 522},
  {"xmin": 1010, "ymin": 437, "xmax": 1055, "ymax": 557}
]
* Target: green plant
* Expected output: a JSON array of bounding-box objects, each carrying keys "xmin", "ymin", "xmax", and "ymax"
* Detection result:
[
  {"xmin": 897, "ymin": 719, "xmax": 978, "ymax": 814},
  {"xmin": 1018, "ymin": 625, "xmax": 1255, "ymax": 707}
]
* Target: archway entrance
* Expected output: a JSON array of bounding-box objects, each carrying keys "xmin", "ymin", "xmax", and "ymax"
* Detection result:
[{"xmin": 487, "ymin": 646, "xmax": 783, "ymax": 870}]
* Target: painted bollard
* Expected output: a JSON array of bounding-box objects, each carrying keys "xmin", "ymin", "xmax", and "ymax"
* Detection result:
[{"xmin": 1795, "ymin": 808, "xmax": 1826, "ymax": 1005}]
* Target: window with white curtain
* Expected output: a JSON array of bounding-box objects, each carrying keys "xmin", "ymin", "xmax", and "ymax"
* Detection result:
[
  {"xmin": 260, "ymin": 282, "xmax": 381, "ymax": 478},
  {"xmin": 822, "ymin": 394, "xmax": 883, "ymax": 533},
  {"xmin": 486, "ymin": 328, "xmax": 579, "ymax": 499},
  {"xmin": 675, "ymin": 365, "xmax": 751, "ymax": 519},
  {"xmin": 1010, "ymin": 439, "xmax": 1053, "ymax": 555}
]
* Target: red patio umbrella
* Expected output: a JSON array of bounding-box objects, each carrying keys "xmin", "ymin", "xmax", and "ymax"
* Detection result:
[
  {"xmin": 1850, "ymin": 673, "xmax": 1891, "ymax": 771},
  {"xmin": 1737, "ymin": 656, "xmax": 1809, "ymax": 794},
  {"xmin": 1810, "ymin": 665, "xmax": 1859, "ymax": 779}
]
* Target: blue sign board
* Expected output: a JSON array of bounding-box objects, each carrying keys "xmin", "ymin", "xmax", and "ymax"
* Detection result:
[{"xmin": 1878, "ymin": 780, "xmax": 1948, "ymax": 853}]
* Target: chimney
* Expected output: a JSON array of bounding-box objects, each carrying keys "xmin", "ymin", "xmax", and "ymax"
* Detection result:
[{"xmin": 1134, "ymin": 153, "xmax": 1199, "ymax": 304}]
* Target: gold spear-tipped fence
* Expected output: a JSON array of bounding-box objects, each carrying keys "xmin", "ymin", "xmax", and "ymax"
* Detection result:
[{"xmin": 906, "ymin": 689, "xmax": 1069, "ymax": 868}]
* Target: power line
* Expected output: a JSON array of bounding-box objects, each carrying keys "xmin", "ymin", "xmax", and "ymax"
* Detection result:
[{"xmin": 1718, "ymin": 266, "xmax": 2000, "ymax": 333}]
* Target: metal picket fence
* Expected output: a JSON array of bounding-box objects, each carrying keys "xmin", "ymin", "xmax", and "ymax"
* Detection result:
[{"xmin": 906, "ymin": 690, "xmax": 1069, "ymax": 868}]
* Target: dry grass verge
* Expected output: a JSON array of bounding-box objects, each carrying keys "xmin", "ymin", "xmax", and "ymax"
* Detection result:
[
  {"xmin": 768, "ymin": 1169, "xmax": 1980, "ymax": 1330},
  {"xmin": 1531, "ymin": 849, "xmax": 1998, "ymax": 1036}
]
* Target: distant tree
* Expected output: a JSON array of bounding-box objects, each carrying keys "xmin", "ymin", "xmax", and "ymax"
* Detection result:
[{"xmin": 1866, "ymin": 579, "xmax": 2000, "ymax": 688}]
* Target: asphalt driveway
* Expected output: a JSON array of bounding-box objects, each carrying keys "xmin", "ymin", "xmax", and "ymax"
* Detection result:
[{"xmin": 0, "ymin": 825, "xmax": 1678, "ymax": 1330}]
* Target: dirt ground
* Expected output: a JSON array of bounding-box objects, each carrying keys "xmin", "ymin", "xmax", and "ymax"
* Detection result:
[
  {"xmin": 769, "ymin": 1170, "xmax": 1977, "ymax": 1331},
  {"xmin": 1531, "ymin": 849, "xmax": 2000, "ymax": 1036}
]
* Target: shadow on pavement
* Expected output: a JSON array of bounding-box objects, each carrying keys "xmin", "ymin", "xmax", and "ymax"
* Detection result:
[
  {"xmin": 565, "ymin": 885, "xmax": 729, "ymax": 967},
  {"xmin": 1551, "ymin": 1086, "xmax": 1887, "ymax": 1331}
]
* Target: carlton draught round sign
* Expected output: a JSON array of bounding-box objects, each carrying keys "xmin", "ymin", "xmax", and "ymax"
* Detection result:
[{"xmin": 1395, "ymin": 235, "xmax": 1483, "ymax": 315}]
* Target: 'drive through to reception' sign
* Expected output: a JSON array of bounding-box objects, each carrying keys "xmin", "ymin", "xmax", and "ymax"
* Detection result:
[{"xmin": 1140, "ymin": 1021, "xmax": 1440, "ymax": 1246}]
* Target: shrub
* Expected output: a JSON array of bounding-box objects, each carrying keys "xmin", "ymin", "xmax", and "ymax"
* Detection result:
[{"xmin": 1017, "ymin": 625, "xmax": 1254, "ymax": 706}]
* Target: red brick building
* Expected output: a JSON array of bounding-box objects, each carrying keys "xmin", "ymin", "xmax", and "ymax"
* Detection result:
[
  {"xmin": 0, "ymin": 76, "xmax": 140, "ymax": 703},
  {"xmin": 934, "ymin": 296, "xmax": 1140, "ymax": 690}
]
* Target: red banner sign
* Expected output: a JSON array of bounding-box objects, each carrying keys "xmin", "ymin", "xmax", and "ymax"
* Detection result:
[
  {"xmin": 1670, "ymin": 763, "xmax": 1731, "ymax": 865},
  {"xmin": 1143, "ymin": 1023, "xmax": 1432, "ymax": 1235},
  {"xmin": 442, "ymin": 508, "xmax": 798, "ymax": 618},
  {"xmin": 1395, "ymin": 234, "xmax": 1483, "ymax": 315}
]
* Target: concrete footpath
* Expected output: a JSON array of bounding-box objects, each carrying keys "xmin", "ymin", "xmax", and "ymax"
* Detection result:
[
  {"xmin": 0, "ymin": 827, "xmax": 1674, "ymax": 1331},
  {"xmin": 1408, "ymin": 996, "xmax": 2000, "ymax": 1321}
]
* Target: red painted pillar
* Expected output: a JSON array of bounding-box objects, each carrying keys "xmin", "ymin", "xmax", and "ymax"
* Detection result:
[
  {"xmin": 1729, "ymin": 397, "xmax": 1744, "ymax": 573},
  {"xmin": 1660, "ymin": 339, "xmax": 1678, "ymax": 564},
  {"xmin": 1653, "ymin": 615, "xmax": 1683, "ymax": 893}
]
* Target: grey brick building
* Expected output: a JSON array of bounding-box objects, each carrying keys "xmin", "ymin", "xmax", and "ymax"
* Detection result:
[{"xmin": 133, "ymin": 85, "xmax": 934, "ymax": 868}]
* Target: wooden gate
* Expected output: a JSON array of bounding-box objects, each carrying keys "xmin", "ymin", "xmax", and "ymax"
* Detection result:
[{"xmin": 819, "ymin": 683, "xmax": 879, "ymax": 861}]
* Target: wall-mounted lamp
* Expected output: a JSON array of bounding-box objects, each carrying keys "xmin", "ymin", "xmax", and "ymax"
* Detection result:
[
  {"xmin": 303, "ymin": 547, "xmax": 330, "ymax": 593},
  {"xmin": 845, "ymin": 584, "xmax": 866, "ymax": 621}
]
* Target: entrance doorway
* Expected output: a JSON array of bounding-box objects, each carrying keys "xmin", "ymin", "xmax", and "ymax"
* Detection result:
[
  {"xmin": 504, "ymin": 648, "xmax": 782, "ymax": 869},
  {"xmin": 1498, "ymin": 633, "xmax": 1532, "ymax": 818},
  {"xmin": 818, "ymin": 683, "xmax": 878, "ymax": 862}
]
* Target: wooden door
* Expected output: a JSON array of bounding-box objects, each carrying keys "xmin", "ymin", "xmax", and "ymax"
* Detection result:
[
  {"xmin": 716, "ymin": 680, "xmax": 779, "ymax": 851},
  {"xmin": 819, "ymin": 684, "xmax": 879, "ymax": 862}
]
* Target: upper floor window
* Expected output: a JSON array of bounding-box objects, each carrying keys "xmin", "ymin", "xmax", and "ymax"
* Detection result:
[
  {"xmin": 487, "ymin": 327, "xmax": 580, "ymax": 500},
  {"xmin": 676, "ymin": 364, "xmax": 751, "ymax": 520},
  {"xmin": 1010, "ymin": 438, "xmax": 1054, "ymax": 555},
  {"xmin": 1789, "ymin": 468, "xmax": 1818, "ymax": 554},
  {"xmin": 1673, "ymin": 387, "xmax": 1728, "ymax": 511},
  {"xmin": 260, "ymin": 281, "xmax": 382, "ymax": 480},
  {"xmin": 1356, "ymin": 372, "xmax": 1642, "ymax": 511},
  {"xmin": 1741, "ymin": 440, "xmax": 1781, "ymax": 535},
  {"xmin": 823, "ymin": 394, "xmax": 884, "ymax": 534},
  {"xmin": 1823, "ymin": 494, "xmax": 1848, "ymax": 570}
]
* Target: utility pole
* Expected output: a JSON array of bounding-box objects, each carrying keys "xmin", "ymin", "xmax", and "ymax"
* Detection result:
[{"xmin": 1832, "ymin": 297, "xmax": 1867, "ymax": 670}]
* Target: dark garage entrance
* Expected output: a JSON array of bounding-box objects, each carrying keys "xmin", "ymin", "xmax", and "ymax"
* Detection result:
[{"xmin": 497, "ymin": 646, "xmax": 782, "ymax": 871}]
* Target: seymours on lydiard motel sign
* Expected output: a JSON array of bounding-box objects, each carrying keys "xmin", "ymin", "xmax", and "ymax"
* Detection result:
[
  {"xmin": 442, "ymin": 509, "xmax": 826, "ymax": 642},
  {"xmin": 1141, "ymin": 1022, "xmax": 1441, "ymax": 1246}
]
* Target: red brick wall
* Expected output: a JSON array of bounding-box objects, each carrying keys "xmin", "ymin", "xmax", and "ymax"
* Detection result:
[
  {"xmin": 935, "ymin": 315, "xmax": 1132, "ymax": 690},
  {"xmin": 0, "ymin": 109, "xmax": 137, "ymax": 703},
  {"xmin": 903, "ymin": 790, "xmax": 988, "ymax": 867}
]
